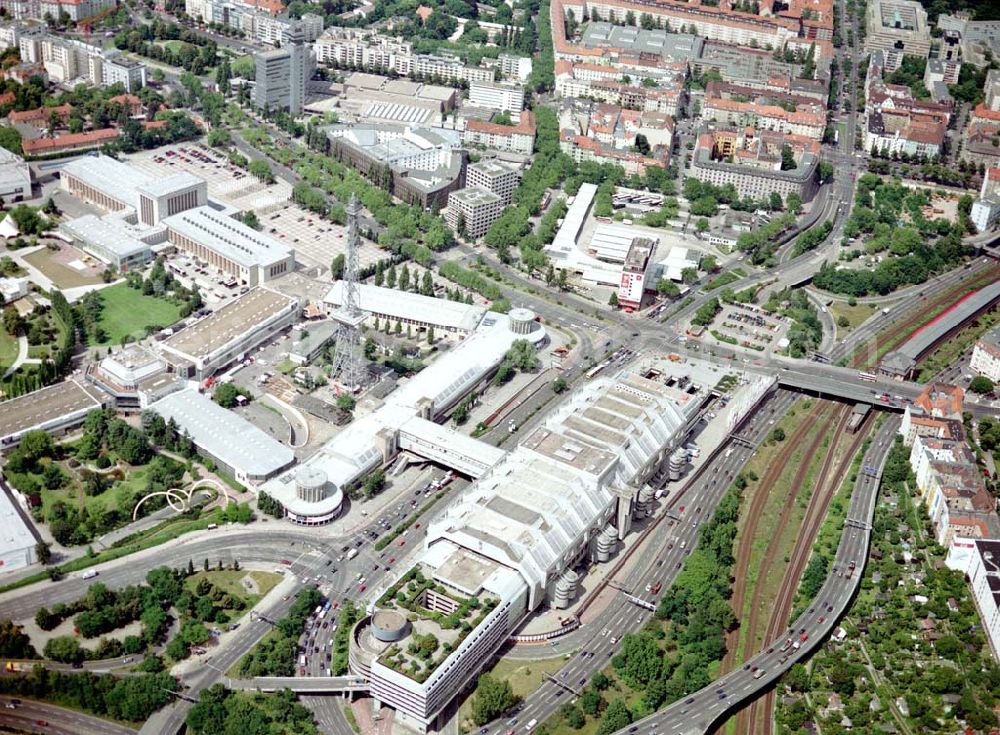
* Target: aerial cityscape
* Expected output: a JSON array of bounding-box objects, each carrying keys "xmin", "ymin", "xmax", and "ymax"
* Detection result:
[{"xmin": 0, "ymin": 0, "xmax": 997, "ymax": 731}]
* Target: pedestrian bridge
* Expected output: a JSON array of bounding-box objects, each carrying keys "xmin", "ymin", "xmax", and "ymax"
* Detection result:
[{"xmin": 229, "ymin": 676, "xmax": 370, "ymax": 693}]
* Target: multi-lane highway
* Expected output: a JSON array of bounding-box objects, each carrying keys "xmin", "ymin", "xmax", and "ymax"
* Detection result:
[
  {"xmin": 0, "ymin": 698, "xmax": 136, "ymax": 735},
  {"xmin": 465, "ymin": 392, "xmax": 801, "ymax": 734},
  {"xmin": 619, "ymin": 417, "xmax": 898, "ymax": 735}
]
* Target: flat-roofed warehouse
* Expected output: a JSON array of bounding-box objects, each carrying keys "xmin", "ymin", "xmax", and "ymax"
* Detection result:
[
  {"xmin": 150, "ymin": 389, "xmax": 295, "ymax": 485},
  {"xmin": 158, "ymin": 287, "xmax": 300, "ymax": 379},
  {"xmin": 61, "ymin": 215, "xmax": 153, "ymax": 271},
  {"xmin": 0, "ymin": 379, "xmax": 106, "ymax": 449},
  {"xmin": 0, "ymin": 487, "xmax": 38, "ymax": 572},
  {"xmin": 163, "ymin": 206, "xmax": 295, "ymax": 287},
  {"xmin": 324, "ymin": 282, "xmax": 485, "ymax": 335}
]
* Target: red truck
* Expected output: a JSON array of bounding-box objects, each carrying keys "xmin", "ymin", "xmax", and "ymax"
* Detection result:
[{"xmin": 846, "ymin": 560, "xmax": 857, "ymax": 579}]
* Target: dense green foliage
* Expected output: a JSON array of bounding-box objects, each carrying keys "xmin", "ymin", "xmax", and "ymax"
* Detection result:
[
  {"xmin": 213, "ymin": 383, "xmax": 252, "ymax": 408},
  {"xmin": 471, "ymin": 674, "xmax": 521, "ymax": 725},
  {"xmin": 257, "ymin": 490, "xmax": 285, "ymax": 519},
  {"xmin": 735, "ymin": 213, "xmax": 797, "ymax": 265},
  {"xmin": 0, "ymin": 619, "xmax": 37, "ymax": 659},
  {"xmin": 113, "ymin": 19, "xmax": 218, "ymax": 74},
  {"xmin": 691, "ymin": 297, "xmax": 721, "ymax": 327},
  {"xmin": 187, "ymin": 685, "xmax": 318, "ymax": 735},
  {"xmin": 764, "ymin": 288, "xmax": 822, "ymax": 358},
  {"xmin": 438, "ymin": 261, "xmax": 503, "ymax": 301},
  {"xmin": 791, "ymin": 221, "xmax": 832, "ymax": 256},
  {"xmin": 777, "ymin": 438, "xmax": 1000, "ymax": 732},
  {"xmin": 817, "ymin": 176, "xmax": 971, "ymax": 296},
  {"xmin": 0, "ymin": 668, "xmax": 175, "ymax": 722},
  {"xmin": 482, "ymin": 107, "xmax": 571, "ymax": 267},
  {"xmin": 236, "ymin": 587, "xmax": 324, "ymax": 677}
]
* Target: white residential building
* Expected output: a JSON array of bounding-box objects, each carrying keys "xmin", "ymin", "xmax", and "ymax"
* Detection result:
[
  {"xmin": 468, "ymin": 80, "xmax": 525, "ymax": 114},
  {"xmin": 946, "ymin": 538, "xmax": 1000, "ymax": 660},
  {"xmin": 971, "ymin": 322, "xmax": 1000, "ymax": 383}
]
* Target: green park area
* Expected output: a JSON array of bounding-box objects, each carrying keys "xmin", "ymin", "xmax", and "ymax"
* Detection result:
[
  {"xmin": 87, "ymin": 282, "xmax": 183, "ymax": 346},
  {"xmin": 159, "ymin": 39, "xmax": 191, "ymax": 54},
  {"xmin": 183, "ymin": 570, "xmax": 282, "ymax": 611},
  {"xmin": 5, "ymin": 409, "xmax": 210, "ymax": 547},
  {"xmin": 0, "ymin": 329, "xmax": 18, "ymax": 373}
]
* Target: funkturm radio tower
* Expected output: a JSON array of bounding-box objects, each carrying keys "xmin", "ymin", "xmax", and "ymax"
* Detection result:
[{"xmin": 330, "ymin": 194, "xmax": 365, "ymax": 389}]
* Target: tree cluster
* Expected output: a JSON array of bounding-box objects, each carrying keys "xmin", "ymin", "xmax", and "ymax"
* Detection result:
[
  {"xmin": 123, "ymin": 256, "xmax": 202, "ymax": 319},
  {"xmin": 0, "ymin": 667, "xmax": 176, "ymax": 722},
  {"xmin": 235, "ymin": 587, "xmax": 324, "ymax": 677},
  {"xmin": 213, "ymin": 382, "xmax": 252, "ymax": 408},
  {"xmin": 471, "ymin": 674, "xmax": 521, "ymax": 725},
  {"xmin": 113, "ymin": 20, "xmax": 218, "ymax": 75},
  {"xmin": 187, "ymin": 684, "xmax": 318, "ymax": 735}
]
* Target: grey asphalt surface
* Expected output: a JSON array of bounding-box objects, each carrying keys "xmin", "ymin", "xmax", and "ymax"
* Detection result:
[{"xmin": 0, "ymin": 698, "xmax": 137, "ymax": 735}]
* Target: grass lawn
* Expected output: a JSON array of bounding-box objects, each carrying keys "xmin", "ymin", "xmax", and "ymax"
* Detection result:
[
  {"xmin": 458, "ymin": 655, "xmax": 567, "ymax": 732},
  {"xmin": 828, "ymin": 301, "xmax": 877, "ymax": 338},
  {"xmin": 159, "ymin": 39, "xmax": 191, "ymax": 54},
  {"xmin": 231, "ymin": 53, "xmax": 255, "ymax": 78},
  {"xmin": 183, "ymin": 570, "xmax": 282, "ymax": 610},
  {"xmin": 91, "ymin": 283, "xmax": 183, "ymax": 346},
  {"xmin": 32, "ymin": 462, "xmax": 150, "ymax": 518},
  {"xmin": 703, "ymin": 271, "xmax": 742, "ymax": 292},
  {"xmin": 0, "ymin": 329, "xmax": 19, "ymax": 373}
]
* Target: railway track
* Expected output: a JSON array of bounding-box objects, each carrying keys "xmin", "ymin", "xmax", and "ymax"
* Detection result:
[
  {"xmin": 719, "ymin": 399, "xmax": 831, "ymax": 676},
  {"xmin": 847, "ymin": 263, "xmax": 1000, "ymax": 369},
  {"xmin": 742, "ymin": 412, "xmax": 875, "ymax": 735}
]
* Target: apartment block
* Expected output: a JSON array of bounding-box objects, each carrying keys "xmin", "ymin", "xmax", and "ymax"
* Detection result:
[
  {"xmin": 445, "ymin": 187, "xmax": 503, "ymax": 239},
  {"xmin": 463, "ymin": 109, "xmax": 536, "ymax": 155},
  {"xmin": 865, "ymin": 51, "xmax": 951, "ymax": 159},
  {"xmin": 690, "ymin": 128, "xmax": 821, "ymax": 202},
  {"xmin": 865, "ymin": 0, "xmax": 931, "ymax": 70},
  {"xmin": 702, "ymin": 80, "xmax": 827, "ymax": 140},
  {"xmin": 468, "ymin": 81, "xmax": 525, "ymax": 114},
  {"xmin": 465, "ymin": 159, "xmax": 521, "ymax": 206},
  {"xmin": 18, "ymin": 33, "xmax": 146, "ymax": 90}
]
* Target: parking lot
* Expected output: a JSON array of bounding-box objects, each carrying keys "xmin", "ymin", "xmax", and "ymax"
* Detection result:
[
  {"xmin": 126, "ymin": 144, "xmax": 382, "ymax": 272},
  {"xmin": 256, "ymin": 205, "xmax": 382, "ymax": 272},
  {"xmin": 708, "ymin": 303, "xmax": 790, "ymax": 352}
]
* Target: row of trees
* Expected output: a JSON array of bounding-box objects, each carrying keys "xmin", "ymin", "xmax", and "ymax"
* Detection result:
[
  {"xmin": 235, "ymin": 587, "xmax": 324, "ymax": 677},
  {"xmin": 0, "ymin": 666, "xmax": 176, "ymax": 723}
]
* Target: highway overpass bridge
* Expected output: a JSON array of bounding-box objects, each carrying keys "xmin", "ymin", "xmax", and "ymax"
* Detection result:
[
  {"xmin": 229, "ymin": 676, "xmax": 369, "ymax": 694},
  {"xmin": 745, "ymin": 360, "xmax": 998, "ymax": 418}
]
